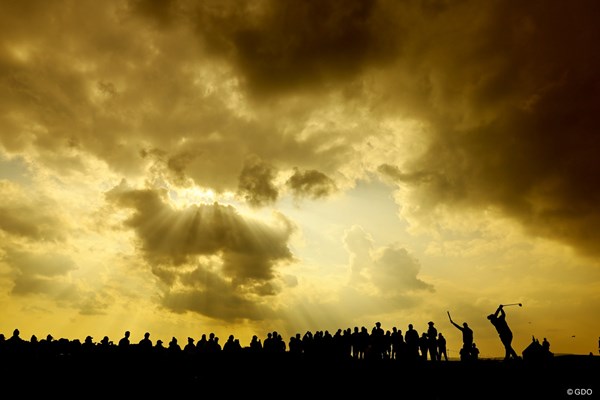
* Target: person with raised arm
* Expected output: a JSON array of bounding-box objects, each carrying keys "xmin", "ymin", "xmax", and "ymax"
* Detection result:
[{"xmin": 448, "ymin": 311, "xmax": 474, "ymax": 360}]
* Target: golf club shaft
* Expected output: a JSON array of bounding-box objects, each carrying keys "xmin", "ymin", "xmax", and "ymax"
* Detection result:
[{"xmin": 502, "ymin": 303, "xmax": 522, "ymax": 307}]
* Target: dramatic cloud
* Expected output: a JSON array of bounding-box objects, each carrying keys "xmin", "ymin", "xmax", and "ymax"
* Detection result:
[
  {"xmin": 190, "ymin": 0, "xmax": 400, "ymax": 96},
  {"xmin": 0, "ymin": 0, "xmax": 598, "ymax": 355},
  {"xmin": 161, "ymin": 265, "xmax": 274, "ymax": 322},
  {"xmin": 344, "ymin": 225, "xmax": 433, "ymax": 294},
  {"xmin": 106, "ymin": 180, "xmax": 295, "ymax": 276},
  {"xmin": 286, "ymin": 168, "xmax": 337, "ymax": 200},
  {"xmin": 369, "ymin": 0, "xmax": 600, "ymax": 259},
  {"xmin": 237, "ymin": 155, "xmax": 279, "ymax": 207}
]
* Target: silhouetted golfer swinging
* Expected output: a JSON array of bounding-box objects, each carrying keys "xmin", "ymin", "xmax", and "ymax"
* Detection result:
[{"xmin": 487, "ymin": 305, "xmax": 519, "ymax": 361}]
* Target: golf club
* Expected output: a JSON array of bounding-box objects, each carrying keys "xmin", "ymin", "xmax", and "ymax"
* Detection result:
[{"xmin": 501, "ymin": 303, "xmax": 522, "ymax": 307}]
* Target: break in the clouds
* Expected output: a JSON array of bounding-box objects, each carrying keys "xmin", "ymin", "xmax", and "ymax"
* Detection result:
[
  {"xmin": 105, "ymin": 180, "xmax": 296, "ymax": 320},
  {"xmin": 106, "ymin": 180, "xmax": 295, "ymax": 277}
]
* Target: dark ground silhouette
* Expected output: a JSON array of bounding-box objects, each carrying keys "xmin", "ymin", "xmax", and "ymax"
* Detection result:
[{"xmin": 0, "ymin": 325, "xmax": 597, "ymax": 399}]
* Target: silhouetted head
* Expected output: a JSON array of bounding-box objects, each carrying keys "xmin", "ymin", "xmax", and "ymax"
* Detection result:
[
  {"xmin": 487, "ymin": 314, "xmax": 495, "ymax": 320},
  {"xmin": 408, "ymin": 324, "xmax": 413, "ymax": 329},
  {"xmin": 376, "ymin": 322, "xmax": 381, "ymax": 327},
  {"xmin": 463, "ymin": 323, "xmax": 469, "ymax": 328},
  {"xmin": 428, "ymin": 321, "xmax": 434, "ymax": 326}
]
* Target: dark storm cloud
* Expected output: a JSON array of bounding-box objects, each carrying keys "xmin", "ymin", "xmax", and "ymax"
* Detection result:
[
  {"xmin": 286, "ymin": 168, "xmax": 337, "ymax": 199},
  {"xmin": 0, "ymin": 0, "xmax": 363, "ymax": 196},
  {"xmin": 372, "ymin": 1, "xmax": 600, "ymax": 258},
  {"xmin": 191, "ymin": 0, "xmax": 399, "ymax": 96},
  {"xmin": 105, "ymin": 180, "xmax": 295, "ymax": 283},
  {"xmin": 237, "ymin": 155, "xmax": 279, "ymax": 207}
]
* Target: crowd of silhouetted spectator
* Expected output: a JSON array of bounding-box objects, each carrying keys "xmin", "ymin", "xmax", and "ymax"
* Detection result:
[{"xmin": 0, "ymin": 321, "xmax": 486, "ymax": 365}]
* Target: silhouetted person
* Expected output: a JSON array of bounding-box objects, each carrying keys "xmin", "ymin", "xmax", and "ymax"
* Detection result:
[
  {"xmin": 419, "ymin": 332, "xmax": 428, "ymax": 360},
  {"xmin": 82, "ymin": 335, "xmax": 95, "ymax": 353},
  {"xmin": 7, "ymin": 328, "xmax": 23, "ymax": 344},
  {"xmin": 249, "ymin": 335, "xmax": 262, "ymax": 353},
  {"xmin": 353, "ymin": 327, "xmax": 369, "ymax": 359},
  {"xmin": 391, "ymin": 327, "xmax": 404, "ymax": 360},
  {"xmin": 471, "ymin": 343, "xmax": 480, "ymax": 360},
  {"xmin": 206, "ymin": 334, "xmax": 221, "ymax": 353},
  {"xmin": 405, "ymin": 324, "xmax": 420, "ymax": 361},
  {"xmin": 168, "ymin": 337, "xmax": 181, "ymax": 354},
  {"xmin": 370, "ymin": 322, "xmax": 385, "ymax": 360},
  {"xmin": 542, "ymin": 338, "xmax": 550, "ymax": 353},
  {"xmin": 196, "ymin": 333, "xmax": 208, "ymax": 354},
  {"xmin": 118, "ymin": 331, "xmax": 131, "ymax": 347},
  {"xmin": 487, "ymin": 305, "xmax": 519, "ymax": 361},
  {"xmin": 223, "ymin": 334, "xmax": 241, "ymax": 353},
  {"xmin": 184, "ymin": 337, "xmax": 196, "ymax": 355},
  {"xmin": 39, "ymin": 334, "xmax": 54, "ymax": 356},
  {"xmin": 6, "ymin": 329, "xmax": 24, "ymax": 354},
  {"xmin": 100, "ymin": 336, "xmax": 112, "ymax": 348},
  {"xmin": 437, "ymin": 333, "xmax": 448, "ymax": 361},
  {"xmin": 426, "ymin": 321, "xmax": 438, "ymax": 361},
  {"xmin": 449, "ymin": 315, "xmax": 473, "ymax": 360},
  {"xmin": 138, "ymin": 332, "xmax": 152, "ymax": 351},
  {"xmin": 289, "ymin": 333, "xmax": 302, "ymax": 357}
]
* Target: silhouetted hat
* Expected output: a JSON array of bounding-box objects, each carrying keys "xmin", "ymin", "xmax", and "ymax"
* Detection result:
[{"xmin": 428, "ymin": 321, "xmax": 434, "ymax": 325}]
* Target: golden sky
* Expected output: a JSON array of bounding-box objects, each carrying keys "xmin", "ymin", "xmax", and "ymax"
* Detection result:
[{"xmin": 1, "ymin": 0, "xmax": 599, "ymax": 358}]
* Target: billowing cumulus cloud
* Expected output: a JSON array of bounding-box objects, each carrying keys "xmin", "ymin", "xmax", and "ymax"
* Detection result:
[{"xmin": 344, "ymin": 225, "xmax": 433, "ymax": 294}]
